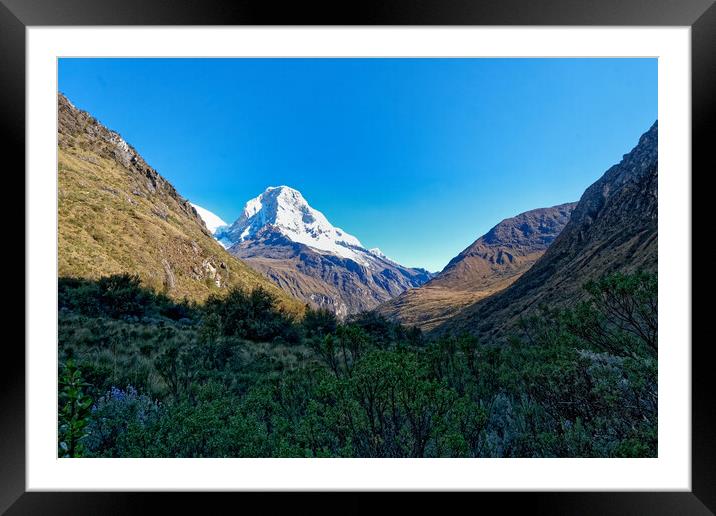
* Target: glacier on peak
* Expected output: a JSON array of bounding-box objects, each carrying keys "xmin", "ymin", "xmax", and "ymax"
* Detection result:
[
  {"xmin": 217, "ymin": 186, "xmax": 374, "ymax": 263},
  {"xmin": 190, "ymin": 203, "xmax": 229, "ymax": 235},
  {"xmin": 369, "ymin": 247, "xmax": 387, "ymax": 258},
  {"xmin": 219, "ymin": 185, "xmax": 436, "ymax": 314},
  {"xmin": 368, "ymin": 247, "xmax": 397, "ymax": 263}
]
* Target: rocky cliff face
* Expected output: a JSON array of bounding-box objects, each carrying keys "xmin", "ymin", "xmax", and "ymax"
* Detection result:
[
  {"xmin": 376, "ymin": 203, "xmax": 576, "ymax": 330},
  {"xmin": 433, "ymin": 121, "xmax": 658, "ymax": 338},
  {"xmin": 220, "ymin": 186, "xmax": 433, "ymax": 318},
  {"xmin": 57, "ymin": 93, "xmax": 304, "ymax": 313}
]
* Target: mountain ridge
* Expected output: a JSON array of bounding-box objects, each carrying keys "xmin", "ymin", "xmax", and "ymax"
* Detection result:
[
  {"xmin": 219, "ymin": 185, "xmax": 434, "ymax": 317},
  {"xmin": 217, "ymin": 186, "xmax": 368, "ymax": 263},
  {"xmin": 376, "ymin": 202, "xmax": 577, "ymax": 330},
  {"xmin": 432, "ymin": 121, "xmax": 658, "ymax": 338},
  {"xmin": 57, "ymin": 93, "xmax": 304, "ymax": 314}
]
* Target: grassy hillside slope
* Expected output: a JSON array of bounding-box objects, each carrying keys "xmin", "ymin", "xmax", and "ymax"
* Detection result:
[{"xmin": 58, "ymin": 93, "xmax": 303, "ymax": 314}]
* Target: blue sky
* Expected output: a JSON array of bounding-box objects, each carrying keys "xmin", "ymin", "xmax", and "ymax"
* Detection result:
[{"xmin": 58, "ymin": 58, "xmax": 657, "ymax": 272}]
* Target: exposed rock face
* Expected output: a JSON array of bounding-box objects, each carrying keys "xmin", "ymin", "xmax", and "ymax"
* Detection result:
[
  {"xmin": 433, "ymin": 121, "xmax": 658, "ymax": 338},
  {"xmin": 217, "ymin": 185, "xmax": 432, "ymax": 317},
  {"xmin": 161, "ymin": 259, "xmax": 176, "ymax": 290},
  {"xmin": 229, "ymin": 223, "xmax": 433, "ymax": 318},
  {"xmin": 57, "ymin": 93, "xmax": 304, "ymax": 313},
  {"xmin": 58, "ymin": 95, "xmax": 202, "ymax": 226},
  {"xmin": 376, "ymin": 203, "xmax": 576, "ymax": 331}
]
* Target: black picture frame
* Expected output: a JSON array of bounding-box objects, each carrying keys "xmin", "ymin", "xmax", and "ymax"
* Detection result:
[{"xmin": 3, "ymin": 0, "xmax": 712, "ymax": 513}]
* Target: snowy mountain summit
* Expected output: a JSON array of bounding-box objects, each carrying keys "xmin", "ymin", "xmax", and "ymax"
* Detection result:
[
  {"xmin": 217, "ymin": 186, "xmax": 378, "ymax": 265},
  {"xmin": 190, "ymin": 203, "xmax": 228, "ymax": 234},
  {"xmin": 213, "ymin": 185, "xmax": 433, "ymax": 316},
  {"xmin": 368, "ymin": 247, "xmax": 392, "ymax": 261}
]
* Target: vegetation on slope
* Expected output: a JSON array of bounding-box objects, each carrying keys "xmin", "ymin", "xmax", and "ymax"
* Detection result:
[
  {"xmin": 59, "ymin": 271, "xmax": 656, "ymax": 458},
  {"xmin": 58, "ymin": 93, "xmax": 303, "ymax": 314}
]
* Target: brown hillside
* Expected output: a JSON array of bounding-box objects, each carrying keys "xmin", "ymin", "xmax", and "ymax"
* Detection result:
[
  {"xmin": 433, "ymin": 121, "xmax": 658, "ymax": 339},
  {"xmin": 377, "ymin": 203, "xmax": 576, "ymax": 330}
]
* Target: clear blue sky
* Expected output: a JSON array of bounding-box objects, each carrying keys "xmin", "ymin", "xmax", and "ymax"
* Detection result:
[{"xmin": 58, "ymin": 58, "xmax": 657, "ymax": 272}]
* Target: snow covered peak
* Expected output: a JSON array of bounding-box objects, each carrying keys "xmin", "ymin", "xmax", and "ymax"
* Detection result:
[
  {"xmin": 190, "ymin": 203, "xmax": 229, "ymax": 234},
  {"xmin": 369, "ymin": 247, "xmax": 399, "ymax": 264},
  {"xmin": 219, "ymin": 186, "xmax": 368, "ymax": 262}
]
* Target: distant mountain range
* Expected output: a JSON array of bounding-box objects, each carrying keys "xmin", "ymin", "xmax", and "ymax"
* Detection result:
[
  {"xmin": 57, "ymin": 92, "xmax": 657, "ymax": 334},
  {"xmin": 190, "ymin": 118, "xmax": 657, "ymax": 329},
  {"xmin": 198, "ymin": 186, "xmax": 433, "ymax": 318},
  {"xmin": 57, "ymin": 93, "xmax": 303, "ymax": 313},
  {"xmin": 377, "ymin": 203, "xmax": 577, "ymax": 331},
  {"xmin": 432, "ymin": 121, "xmax": 658, "ymax": 338}
]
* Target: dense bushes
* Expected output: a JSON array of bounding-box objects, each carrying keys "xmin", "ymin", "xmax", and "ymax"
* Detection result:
[
  {"xmin": 57, "ymin": 271, "xmax": 657, "ymax": 458},
  {"xmin": 59, "ymin": 274, "xmax": 194, "ymax": 320},
  {"xmin": 203, "ymin": 287, "xmax": 298, "ymax": 343}
]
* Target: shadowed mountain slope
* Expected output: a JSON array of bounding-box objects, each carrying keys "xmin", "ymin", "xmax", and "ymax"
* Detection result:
[{"xmin": 433, "ymin": 121, "xmax": 658, "ymax": 339}]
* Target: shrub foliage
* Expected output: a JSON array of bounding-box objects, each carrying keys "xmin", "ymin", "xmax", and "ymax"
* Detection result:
[{"xmin": 58, "ymin": 271, "xmax": 657, "ymax": 457}]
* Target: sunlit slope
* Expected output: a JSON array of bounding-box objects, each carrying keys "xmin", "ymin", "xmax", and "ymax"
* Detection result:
[
  {"xmin": 57, "ymin": 93, "xmax": 304, "ymax": 314},
  {"xmin": 377, "ymin": 203, "xmax": 576, "ymax": 331}
]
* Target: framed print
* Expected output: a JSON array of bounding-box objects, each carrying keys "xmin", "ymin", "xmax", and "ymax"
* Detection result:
[{"xmin": 4, "ymin": 0, "xmax": 713, "ymax": 513}]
